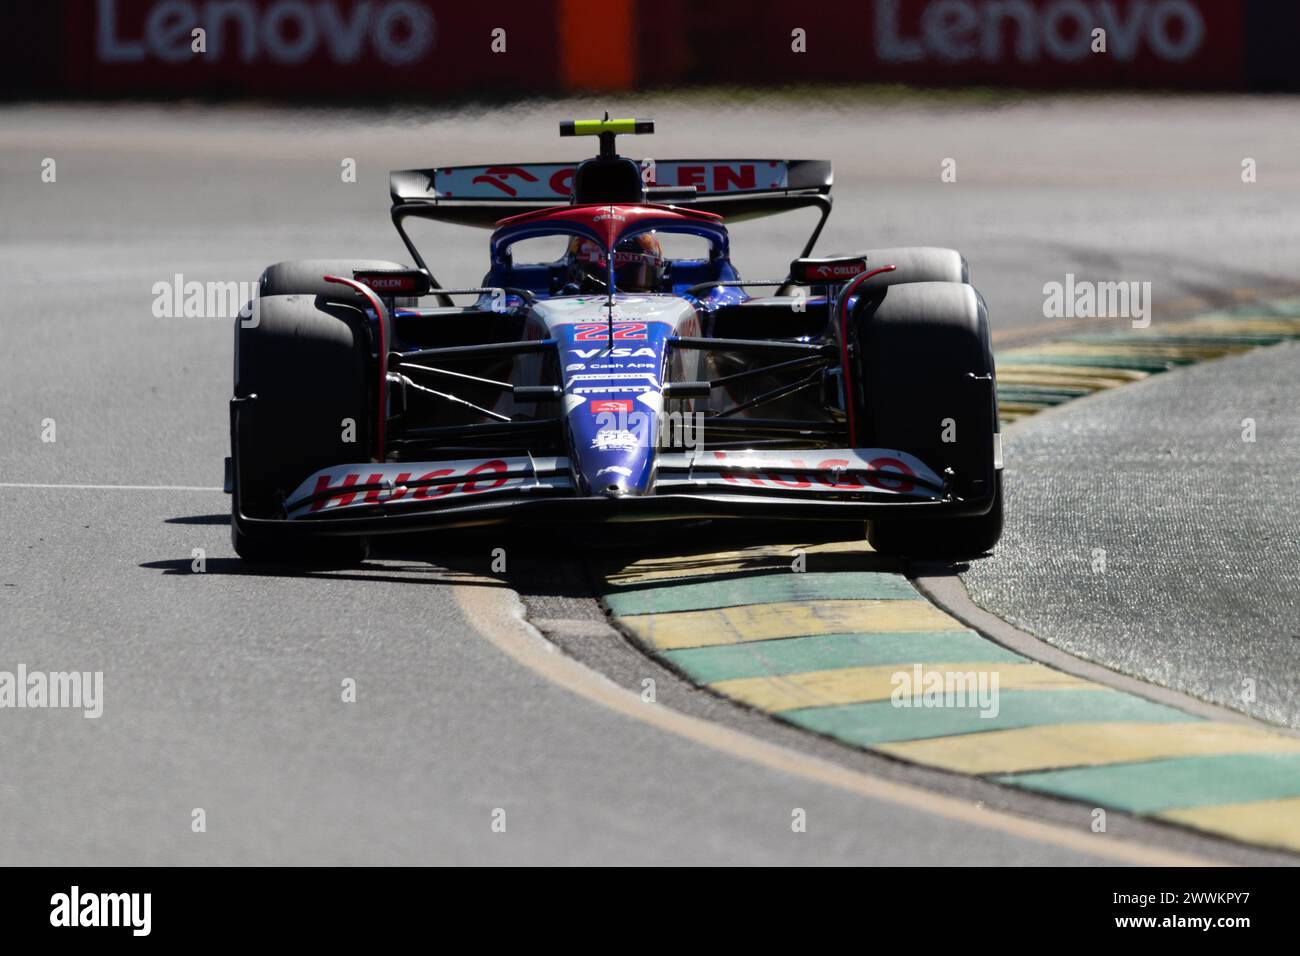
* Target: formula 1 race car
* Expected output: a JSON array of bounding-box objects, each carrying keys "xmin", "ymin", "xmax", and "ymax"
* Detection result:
[{"xmin": 228, "ymin": 118, "xmax": 1002, "ymax": 563}]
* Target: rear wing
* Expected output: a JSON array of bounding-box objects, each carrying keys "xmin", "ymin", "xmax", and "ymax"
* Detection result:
[{"xmin": 389, "ymin": 159, "xmax": 832, "ymax": 228}]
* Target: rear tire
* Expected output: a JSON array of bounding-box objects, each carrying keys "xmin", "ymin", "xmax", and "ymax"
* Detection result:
[
  {"xmin": 231, "ymin": 292, "xmax": 373, "ymax": 564},
  {"xmin": 841, "ymin": 246, "xmax": 968, "ymax": 287},
  {"xmin": 259, "ymin": 258, "xmax": 418, "ymax": 307},
  {"xmin": 780, "ymin": 246, "xmax": 967, "ymax": 296},
  {"xmin": 853, "ymin": 280, "xmax": 1002, "ymax": 559}
]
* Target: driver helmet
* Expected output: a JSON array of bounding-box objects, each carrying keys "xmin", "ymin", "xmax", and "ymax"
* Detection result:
[{"xmin": 566, "ymin": 232, "xmax": 665, "ymax": 292}]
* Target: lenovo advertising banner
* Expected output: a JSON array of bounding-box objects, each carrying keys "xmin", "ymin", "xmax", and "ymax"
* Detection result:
[
  {"xmin": 639, "ymin": 0, "xmax": 1246, "ymax": 91},
  {"xmin": 4, "ymin": 0, "xmax": 1298, "ymax": 97},
  {"xmin": 58, "ymin": 0, "xmax": 561, "ymax": 96}
]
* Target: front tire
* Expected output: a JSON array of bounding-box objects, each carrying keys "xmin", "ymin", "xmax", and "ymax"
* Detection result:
[
  {"xmin": 230, "ymin": 291, "xmax": 373, "ymax": 564},
  {"xmin": 852, "ymin": 280, "xmax": 1002, "ymax": 559},
  {"xmin": 868, "ymin": 472, "xmax": 1003, "ymax": 558}
]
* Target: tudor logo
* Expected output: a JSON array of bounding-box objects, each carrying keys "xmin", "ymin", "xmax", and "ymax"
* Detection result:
[{"xmin": 96, "ymin": 0, "xmax": 436, "ymax": 67}]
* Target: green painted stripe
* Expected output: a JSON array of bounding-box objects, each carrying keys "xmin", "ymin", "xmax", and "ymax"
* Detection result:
[
  {"xmin": 999, "ymin": 353, "xmax": 1184, "ymax": 371},
  {"xmin": 661, "ymin": 630, "xmax": 1023, "ymax": 683},
  {"xmin": 997, "ymin": 386, "xmax": 1091, "ymax": 399},
  {"xmin": 1226, "ymin": 299, "xmax": 1300, "ymax": 317},
  {"xmin": 998, "ymin": 400, "xmax": 1057, "ymax": 411},
  {"xmin": 603, "ymin": 571, "xmax": 916, "ymax": 615},
  {"xmin": 996, "ymin": 389, "xmax": 1082, "ymax": 407},
  {"xmin": 583, "ymin": 297, "xmax": 1300, "ymax": 855},
  {"xmin": 1000, "ymin": 753, "xmax": 1300, "ymax": 814},
  {"xmin": 998, "ymin": 381, "xmax": 1093, "ymax": 392},
  {"xmin": 782, "ymin": 689, "xmax": 1197, "ymax": 748}
]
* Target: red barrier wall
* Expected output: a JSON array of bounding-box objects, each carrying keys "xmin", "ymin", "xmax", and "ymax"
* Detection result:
[
  {"xmin": 57, "ymin": 0, "xmax": 561, "ymax": 96},
  {"xmin": 639, "ymin": 0, "xmax": 1244, "ymax": 91},
  {"xmin": 0, "ymin": 0, "xmax": 1281, "ymax": 98}
]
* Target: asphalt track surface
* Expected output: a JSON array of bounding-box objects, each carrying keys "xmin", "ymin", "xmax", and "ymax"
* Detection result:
[
  {"xmin": 2, "ymin": 95, "xmax": 1299, "ymax": 864},
  {"xmin": 965, "ymin": 339, "xmax": 1300, "ymax": 732}
]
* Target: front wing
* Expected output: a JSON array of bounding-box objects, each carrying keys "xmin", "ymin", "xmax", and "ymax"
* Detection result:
[{"xmin": 233, "ymin": 448, "xmax": 993, "ymax": 536}]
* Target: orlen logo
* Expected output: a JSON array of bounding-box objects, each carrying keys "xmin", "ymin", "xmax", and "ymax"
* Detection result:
[
  {"xmin": 815, "ymin": 262, "xmax": 866, "ymax": 280},
  {"xmin": 875, "ymin": 0, "xmax": 1206, "ymax": 64},
  {"xmin": 356, "ymin": 273, "xmax": 423, "ymax": 293},
  {"xmin": 471, "ymin": 167, "xmax": 539, "ymax": 197},
  {"xmin": 590, "ymin": 400, "xmax": 633, "ymax": 414},
  {"xmin": 96, "ymin": 0, "xmax": 436, "ymax": 66}
]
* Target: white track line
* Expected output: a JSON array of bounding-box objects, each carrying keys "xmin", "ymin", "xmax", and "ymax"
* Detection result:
[{"xmin": 0, "ymin": 483, "xmax": 223, "ymax": 492}]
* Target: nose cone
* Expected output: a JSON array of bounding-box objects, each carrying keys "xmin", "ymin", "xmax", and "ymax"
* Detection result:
[
  {"xmin": 572, "ymin": 415, "xmax": 656, "ymax": 496},
  {"xmin": 536, "ymin": 293, "xmax": 695, "ymax": 498}
]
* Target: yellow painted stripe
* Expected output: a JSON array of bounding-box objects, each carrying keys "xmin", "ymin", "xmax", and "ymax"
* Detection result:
[
  {"xmin": 1159, "ymin": 796, "xmax": 1300, "ymax": 853},
  {"xmin": 998, "ymin": 401, "xmax": 1056, "ymax": 416},
  {"xmin": 1006, "ymin": 342, "xmax": 1244, "ymax": 361},
  {"xmin": 710, "ymin": 662, "xmax": 1091, "ymax": 712},
  {"xmin": 993, "ymin": 361, "xmax": 1149, "ymax": 382},
  {"xmin": 996, "ymin": 375, "xmax": 1134, "ymax": 391},
  {"xmin": 455, "ymin": 583, "xmax": 1219, "ymax": 865},
  {"xmin": 1171, "ymin": 318, "xmax": 1300, "ymax": 335},
  {"xmin": 606, "ymin": 540, "xmax": 869, "ymax": 586},
  {"xmin": 621, "ymin": 599, "xmax": 958, "ymax": 650},
  {"xmin": 875, "ymin": 721, "xmax": 1300, "ymax": 774},
  {"xmin": 990, "ymin": 315, "xmax": 1126, "ymax": 345},
  {"xmin": 1176, "ymin": 310, "xmax": 1300, "ymax": 323},
  {"xmin": 609, "ymin": 557, "xmax": 783, "ymax": 586},
  {"xmin": 996, "ymin": 371, "xmax": 1128, "ymax": 390}
]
